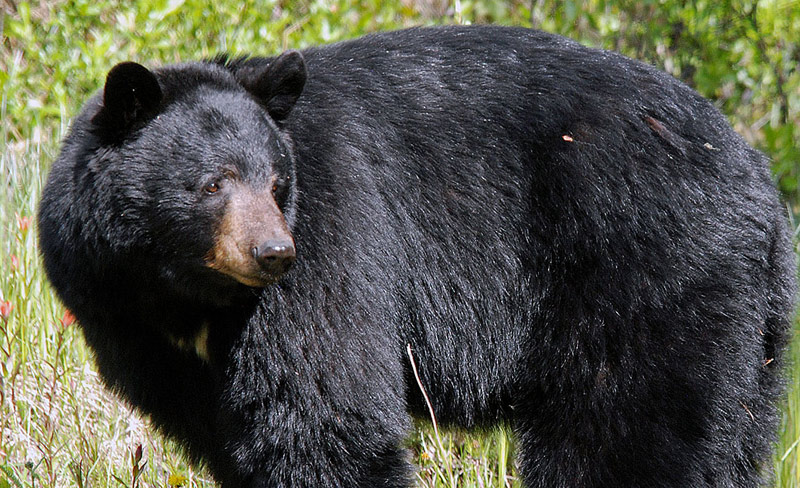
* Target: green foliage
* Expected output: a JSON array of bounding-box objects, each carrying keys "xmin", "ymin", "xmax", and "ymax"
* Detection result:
[
  {"xmin": 0, "ymin": 0, "xmax": 423, "ymax": 142},
  {"xmin": 1, "ymin": 1, "xmax": 799, "ymax": 487}
]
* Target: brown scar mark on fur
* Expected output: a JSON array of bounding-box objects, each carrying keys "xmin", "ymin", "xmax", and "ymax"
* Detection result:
[
  {"xmin": 645, "ymin": 115, "xmax": 688, "ymax": 156},
  {"xmin": 645, "ymin": 115, "xmax": 675, "ymax": 143},
  {"xmin": 205, "ymin": 180, "xmax": 294, "ymax": 287}
]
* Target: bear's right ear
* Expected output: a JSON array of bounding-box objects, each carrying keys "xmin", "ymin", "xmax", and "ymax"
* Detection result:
[
  {"xmin": 244, "ymin": 51, "xmax": 307, "ymax": 122},
  {"xmin": 91, "ymin": 62, "xmax": 162, "ymax": 140}
]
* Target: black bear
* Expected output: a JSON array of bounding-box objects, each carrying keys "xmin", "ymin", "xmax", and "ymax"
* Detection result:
[{"xmin": 39, "ymin": 25, "xmax": 796, "ymax": 487}]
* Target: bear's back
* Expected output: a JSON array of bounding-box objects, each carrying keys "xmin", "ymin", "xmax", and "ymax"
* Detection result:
[{"xmin": 265, "ymin": 26, "xmax": 788, "ymax": 426}]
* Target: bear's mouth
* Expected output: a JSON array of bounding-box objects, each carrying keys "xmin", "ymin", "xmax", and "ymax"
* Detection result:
[
  {"xmin": 209, "ymin": 264, "xmax": 285, "ymax": 288},
  {"xmin": 205, "ymin": 237, "xmax": 295, "ymax": 288}
]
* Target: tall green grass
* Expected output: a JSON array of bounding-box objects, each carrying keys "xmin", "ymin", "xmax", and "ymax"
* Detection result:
[{"xmin": 1, "ymin": 1, "xmax": 798, "ymax": 487}]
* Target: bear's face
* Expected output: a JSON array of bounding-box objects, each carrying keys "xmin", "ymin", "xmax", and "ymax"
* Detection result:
[
  {"xmin": 128, "ymin": 92, "xmax": 297, "ymax": 288},
  {"xmin": 81, "ymin": 54, "xmax": 307, "ymax": 297}
]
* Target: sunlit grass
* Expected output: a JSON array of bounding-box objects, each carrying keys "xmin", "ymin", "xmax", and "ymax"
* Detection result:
[{"xmin": 776, "ymin": 310, "xmax": 800, "ymax": 487}]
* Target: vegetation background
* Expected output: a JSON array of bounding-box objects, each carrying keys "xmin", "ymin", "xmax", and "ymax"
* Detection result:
[{"xmin": 1, "ymin": 0, "xmax": 798, "ymax": 486}]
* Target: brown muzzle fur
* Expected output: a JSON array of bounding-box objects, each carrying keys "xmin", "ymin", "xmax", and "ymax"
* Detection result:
[{"xmin": 205, "ymin": 184, "xmax": 295, "ymax": 287}]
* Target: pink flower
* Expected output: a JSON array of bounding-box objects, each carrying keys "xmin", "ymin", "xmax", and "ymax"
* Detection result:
[
  {"xmin": 60, "ymin": 310, "xmax": 77, "ymax": 327},
  {"xmin": 16, "ymin": 214, "xmax": 32, "ymax": 234},
  {"xmin": 0, "ymin": 301, "xmax": 13, "ymax": 320},
  {"xmin": 10, "ymin": 255, "xmax": 19, "ymax": 272}
]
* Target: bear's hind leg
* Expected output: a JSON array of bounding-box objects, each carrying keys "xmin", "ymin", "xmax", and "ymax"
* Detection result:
[{"xmin": 513, "ymin": 305, "xmax": 778, "ymax": 487}]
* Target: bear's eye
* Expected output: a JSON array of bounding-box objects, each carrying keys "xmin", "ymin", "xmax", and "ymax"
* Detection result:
[{"xmin": 204, "ymin": 182, "xmax": 220, "ymax": 194}]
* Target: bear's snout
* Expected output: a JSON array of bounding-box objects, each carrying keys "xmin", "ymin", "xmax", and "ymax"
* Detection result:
[
  {"xmin": 205, "ymin": 184, "xmax": 295, "ymax": 287},
  {"xmin": 252, "ymin": 240, "xmax": 296, "ymax": 275}
]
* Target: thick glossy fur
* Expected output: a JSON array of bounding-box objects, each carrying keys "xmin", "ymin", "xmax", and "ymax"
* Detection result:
[{"xmin": 39, "ymin": 26, "xmax": 795, "ymax": 487}]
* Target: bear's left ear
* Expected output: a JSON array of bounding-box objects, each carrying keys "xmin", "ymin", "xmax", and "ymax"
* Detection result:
[
  {"xmin": 92, "ymin": 62, "xmax": 163, "ymax": 140},
  {"xmin": 246, "ymin": 51, "xmax": 307, "ymax": 122}
]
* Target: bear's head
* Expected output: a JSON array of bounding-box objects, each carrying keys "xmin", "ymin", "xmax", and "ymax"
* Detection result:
[{"xmin": 39, "ymin": 52, "xmax": 307, "ymax": 310}]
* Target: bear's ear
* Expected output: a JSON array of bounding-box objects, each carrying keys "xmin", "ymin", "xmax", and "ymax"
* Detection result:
[
  {"xmin": 245, "ymin": 51, "xmax": 307, "ymax": 122},
  {"xmin": 92, "ymin": 62, "xmax": 162, "ymax": 139}
]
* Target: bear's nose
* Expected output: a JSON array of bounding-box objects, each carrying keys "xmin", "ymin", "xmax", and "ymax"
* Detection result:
[{"xmin": 252, "ymin": 240, "xmax": 296, "ymax": 275}]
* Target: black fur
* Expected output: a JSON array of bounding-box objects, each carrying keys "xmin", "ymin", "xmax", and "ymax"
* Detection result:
[{"xmin": 39, "ymin": 25, "xmax": 796, "ymax": 487}]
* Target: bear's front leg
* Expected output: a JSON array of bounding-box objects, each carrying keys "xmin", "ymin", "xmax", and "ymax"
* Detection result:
[
  {"xmin": 223, "ymin": 419, "xmax": 413, "ymax": 488},
  {"xmin": 215, "ymin": 301, "xmax": 413, "ymax": 488}
]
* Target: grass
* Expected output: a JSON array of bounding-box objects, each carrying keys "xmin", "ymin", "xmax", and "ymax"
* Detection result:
[{"xmin": 1, "ymin": 1, "xmax": 799, "ymax": 487}]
